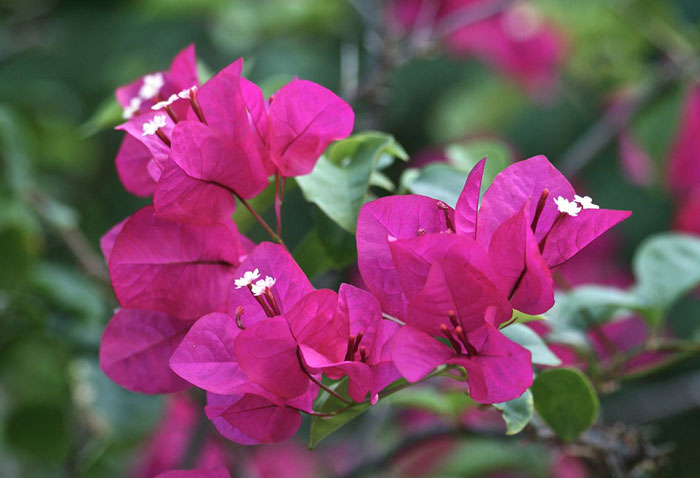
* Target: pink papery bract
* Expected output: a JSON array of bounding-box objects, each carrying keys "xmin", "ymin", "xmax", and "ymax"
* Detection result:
[
  {"xmin": 293, "ymin": 285, "xmax": 401, "ymax": 403},
  {"xmin": 154, "ymin": 468, "xmax": 231, "ymax": 478},
  {"xmin": 395, "ymin": 235, "xmax": 512, "ymax": 336},
  {"xmin": 108, "ymin": 206, "xmax": 240, "ymax": 319},
  {"xmin": 227, "ymin": 242, "xmax": 314, "ymax": 323},
  {"xmin": 234, "ymin": 317, "xmax": 311, "ymax": 401},
  {"xmin": 668, "ymin": 83, "xmax": 700, "ymax": 196},
  {"xmin": 477, "ymin": 155, "xmax": 574, "ymax": 244},
  {"xmin": 267, "ymin": 79, "xmax": 355, "ymax": 177},
  {"xmin": 392, "ymin": 323, "xmax": 532, "ymax": 403},
  {"xmin": 153, "ymin": 161, "xmax": 238, "ymax": 225},
  {"xmin": 115, "ymin": 45, "xmax": 198, "ymax": 118},
  {"xmin": 170, "ymin": 312, "xmax": 271, "ymax": 398},
  {"xmin": 99, "ymin": 308, "xmax": 192, "ymax": 394},
  {"xmin": 454, "ymin": 157, "xmax": 485, "ymax": 237},
  {"xmin": 206, "ymin": 392, "xmax": 302, "ymax": 445},
  {"xmin": 487, "ymin": 203, "xmax": 554, "ymax": 314},
  {"xmin": 356, "ymin": 195, "xmax": 453, "ymax": 319},
  {"xmin": 115, "ymin": 134, "xmax": 157, "ymax": 197},
  {"xmin": 170, "ymin": 120, "xmax": 269, "ymax": 199}
]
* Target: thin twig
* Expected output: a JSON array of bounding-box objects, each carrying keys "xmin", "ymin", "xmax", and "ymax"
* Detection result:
[
  {"xmin": 233, "ymin": 191, "xmax": 285, "ymax": 246},
  {"xmin": 346, "ymin": 0, "xmax": 515, "ymax": 103},
  {"xmin": 296, "ymin": 348, "xmax": 353, "ymax": 405},
  {"xmin": 25, "ymin": 188, "xmax": 109, "ymax": 284},
  {"xmin": 560, "ymin": 57, "xmax": 698, "ymax": 177}
]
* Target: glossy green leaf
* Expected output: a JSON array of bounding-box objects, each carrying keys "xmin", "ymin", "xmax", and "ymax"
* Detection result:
[
  {"xmin": 404, "ymin": 163, "xmax": 466, "ymax": 208},
  {"xmin": 436, "ymin": 439, "xmax": 548, "ymax": 476},
  {"xmin": 493, "ymin": 389, "xmax": 533, "ymax": 435},
  {"xmin": 388, "ymin": 387, "xmax": 474, "ymax": 417},
  {"xmin": 632, "ymin": 233, "xmax": 700, "ymax": 313},
  {"xmin": 309, "ymin": 378, "xmax": 370, "ymax": 449},
  {"xmin": 297, "ymin": 132, "xmax": 407, "ymax": 233},
  {"xmin": 5, "ymin": 404, "xmax": 71, "ymax": 463},
  {"xmin": 531, "ymin": 368, "xmax": 599, "ymax": 441},
  {"xmin": 79, "ymin": 97, "xmax": 123, "ymax": 137},
  {"xmin": 445, "ymin": 138, "xmax": 513, "ymax": 190},
  {"xmin": 501, "ymin": 323, "xmax": 561, "ymax": 366},
  {"xmin": 551, "ymin": 285, "xmax": 648, "ymax": 330},
  {"xmin": 506, "ymin": 310, "xmax": 547, "ymax": 326}
]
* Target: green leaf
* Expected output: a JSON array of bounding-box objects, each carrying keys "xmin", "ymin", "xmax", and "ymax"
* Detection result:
[
  {"xmin": 493, "ymin": 389, "xmax": 533, "ymax": 435},
  {"xmin": 297, "ymin": 132, "xmax": 407, "ymax": 233},
  {"xmin": 632, "ymin": 233, "xmax": 700, "ymax": 313},
  {"xmin": 79, "ymin": 97, "xmax": 123, "ymax": 137},
  {"xmin": 551, "ymin": 285, "xmax": 648, "ymax": 330},
  {"xmin": 388, "ymin": 387, "xmax": 474, "ymax": 417},
  {"xmin": 435, "ymin": 439, "xmax": 548, "ymax": 476},
  {"xmin": 445, "ymin": 138, "xmax": 513, "ymax": 190},
  {"xmin": 5, "ymin": 404, "xmax": 71, "ymax": 463},
  {"xmin": 404, "ymin": 163, "xmax": 466, "ymax": 208},
  {"xmin": 507, "ymin": 309, "xmax": 547, "ymax": 326},
  {"xmin": 428, "ymin": 75, "xmax": 526, "ymax": 143},
  {"xmin": 531, "ymin": 368, "xmax": 599, "ymax": 441},
  {"xmin": 309, "ymin": 378, "xmax": 369, "ymax": 449},
  {"xmin": 500, "ymin": 323, "xmax": 561, "ymax": 366}
]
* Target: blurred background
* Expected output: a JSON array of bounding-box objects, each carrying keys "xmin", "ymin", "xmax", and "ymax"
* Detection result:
[{"xmin": 2, "ymin": 0, "xmax": 700, "ymax": 476}]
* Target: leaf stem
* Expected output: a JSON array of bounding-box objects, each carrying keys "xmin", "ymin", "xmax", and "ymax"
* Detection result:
[
  {"xmin": 233, "ymin": 191, "xmax": 285, "ymax": 246},
  {"xmin": 297, "ymin": 348, "xmax": 353, "ymax": 405}
]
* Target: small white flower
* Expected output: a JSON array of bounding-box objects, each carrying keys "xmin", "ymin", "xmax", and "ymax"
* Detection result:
[
  {"xmin": 151, "ymin": 94, "xmax": 179, "ymax": 110},
  {"xmin": 122, "ymin": 97, "xmax": 142, "ymax": 119},
  {"xmin": 142, "ymin": 115, "xmax": 167, "ymax": 136},
  {"xmin": 177, "ymin": 85, "xmax": 197, "ymax": 99},
  {"xmin": 554, "ymin": 196, "xmax": 582, "ymax": 217},
  {"xmin": 574, "ymin": 194, "xmax": 599, "ymax": 210},
  {"xmin": 251, "ymin": 276, "xmax": 276, "ymax": 296},
  {"xmin": 234, "ymin": 269, "xmax": 260, "ymax": 289},
  {"xmin": 139, "ymin": 73, "xmax": 165, "ymax": 100}
]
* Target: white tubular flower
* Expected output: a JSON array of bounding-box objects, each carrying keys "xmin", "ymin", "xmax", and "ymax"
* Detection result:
[
  {"xmin": 574, "ymin": 194, "xmax": 599, "ymax": 210},
  {"xmin": 234, "ymin": 269, "xmax": 260, "ymax": 289},
  {"xmin": 139, "ymin": 73, "xmax": 165, "ymax": 100},
  {"xmin": 554, "ymin": 196, "xmax": 582, "ymax": 217},
  {"xmin": 142, "ymin": 115, "xmax": 167, "ymax": 136},
  {"xmin": 122, "ymin": 97, "xmax": 142, "ymax": 119},
  {"xmin": 177, "ymin": 85, "xmax": 197, "ymax": 99},
  {"xmin": 152, "ymin": 94, "xmax": 179, "ymax": 110},
  {"xmin": 251, "ymin": 276, "xmax": 276, "ymax": 296}
]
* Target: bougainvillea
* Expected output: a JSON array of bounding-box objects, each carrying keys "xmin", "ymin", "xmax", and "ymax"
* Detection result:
[{"xmin": 99, "ymin": 46, "xmax": 631, "ymax": 452}]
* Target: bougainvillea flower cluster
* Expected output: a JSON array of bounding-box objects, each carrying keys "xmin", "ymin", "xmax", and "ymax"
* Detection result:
[
  {"xmin": 357, "ymin": 156, "xmax": 630, "ymax": 402},
  {"xmin": 100, "ymin": 46, "xmax": 630, "ymax": 445}
]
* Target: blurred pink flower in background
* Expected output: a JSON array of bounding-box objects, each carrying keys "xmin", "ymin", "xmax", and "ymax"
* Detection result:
[{"xmin": 389, "ymin": 0, "xmax": 566, "ymax": 94}]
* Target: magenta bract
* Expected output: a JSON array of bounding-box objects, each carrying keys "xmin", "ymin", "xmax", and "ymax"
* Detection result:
[
  {"xmin": 392, "ymin": 322, "xmax": 532, "ymax": 404},
  {"xmin": 169, "ymin": 312, "xmax": 269, "ymax": 397},
  {"xmin": 356, "ymin": 195, "xmax": 453, "ymax": 318},
  {"xmin": 668, "ymin": 84, "xmax": 700, "ymax": 196},
  {"xmin": 487, "ymin": 204, "xmax": 554, "ymax": 314},
  {"xmin": 267, "ymin": 79, "xmax": 355, "ymax": 177},
  {"xmin": 115, "ymin": 134, "xmax": 157, "ymax": 197},
  {"xmin": 206, "ymin": 392, "xmax": 303, "ymax": 445},
  {"xmin": 295, "ymin": 285, "xmax": 400, "ymax": 403},
  {"xmin": 154, "ymin": 468, "xmax": 230, "ymax": 478},
  {"xmin": 108, "ymin": 206, "xmax": 240, "ymax": 319},
  {"xmin": 99, "ymin": 308, "xmax": 192, "ymax": 394}
]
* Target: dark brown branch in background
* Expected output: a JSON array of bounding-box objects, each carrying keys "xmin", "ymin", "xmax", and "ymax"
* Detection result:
[
  {"xmin": 346, "ymin": 0, "xmax": 516, "ymax": 104},
  {"xmin": 25, "ymin": 188, "xmax": 110, "ymax": 284},
  {"xmin": 560, "ymin": 44, "xmax": 700, "ymax": 177}
]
